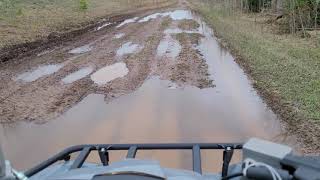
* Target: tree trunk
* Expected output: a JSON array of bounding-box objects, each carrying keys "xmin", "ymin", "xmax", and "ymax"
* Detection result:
[
  {"xmin": 315, "ymin": 2, "xmax": 319, "ymax": 30},
  {"xmin": 272, "ymin": 0, "xmax": 283, "ymax": 15}
]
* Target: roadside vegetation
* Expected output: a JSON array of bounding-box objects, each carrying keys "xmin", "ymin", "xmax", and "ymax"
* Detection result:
[
  {"xmin": 0, "ymin": 0, "xmax": 176, "ymax": 48},
  {"xmin": 188, "ymin": 0, "xmax": 320, "ymax": 153}
]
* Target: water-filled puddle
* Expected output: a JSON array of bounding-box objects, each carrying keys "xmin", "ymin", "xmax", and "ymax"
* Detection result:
[
  {"xmin": 116, "ymin": 42, "xmax": 143, "ymax": 56},
  {"xmin": 15, "ymin": 64, "xmax": 63, "ymax": 82},
  {"xmin": 0, "ymin": 76, "xmax": 285, "ymax": 171},
  {"xmin": 138, "ymin": 10, "xmax": 193, "ymax": 23},
  {"xmin": 96, "ymin": 22, "xmax": 112, "ymax": 31},
  {"xmin": 1, "ymin": 10, "xmax": 296, "ymax": 172},
  {"xmin": 138, "ymin": 13, "xmax": 163, "ymax": 23},
  {"xmin": 157, "ymin": 34, "xmax": 181, "ymax": 59},
  {"xmin": 90, "ymin": 62, "xmax": 129, "ymax": 85},
  {"xmin": 69, "ymin": 45, "xmax": 92, "ymax": 54},
  {"xmin": 114, "ymin": 33, "xmax": 125, "ymax": 39},
  {"xmin": 62, "ymin": 67, "xmax": 93, "ymax": 84},
  {"xmin": 167, "ymin": 10, "xmax": 193, "ymax": 20},
  {"xmin": 167, "ymin": 81, "xmax": 179, "ymax": 89},
  {"xmin": 117, "ymin": 17, "xmax": 139, "ymax": 28},
  {"xmin": 164, "ymin": 28, "xmax": 196, "ymax": 34}
]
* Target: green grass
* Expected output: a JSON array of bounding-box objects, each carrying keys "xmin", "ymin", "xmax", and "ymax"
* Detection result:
[
  {"xmin": 188, "ymin": 0, "xmax": 320, "ymax": 150},
  {"xmin": 0, "ymin": 0, "xmax": 176, "ymax": 48},
  {"xmin": 188, "ymin": 0, "xmax": 320, "ymax": 122}
]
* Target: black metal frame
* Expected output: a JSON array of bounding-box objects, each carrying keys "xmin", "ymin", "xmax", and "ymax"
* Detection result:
[{"xmin": 25, "ymin": 143, "xmax": 242, "ymax": 178}]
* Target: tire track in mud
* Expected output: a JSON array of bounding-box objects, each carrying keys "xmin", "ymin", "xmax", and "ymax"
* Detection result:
[
  {"xmin": 0, "ymin": 5, "xmax": 299, "ymax": 171},
  {"xmin": 0, "ymin": 8, "xmax": 213, "ymax": 124}
]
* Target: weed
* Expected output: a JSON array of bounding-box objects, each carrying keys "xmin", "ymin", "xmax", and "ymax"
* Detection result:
[{"xmin": 79, "ymin": 0, "xmax": 88, "ymax": 11}]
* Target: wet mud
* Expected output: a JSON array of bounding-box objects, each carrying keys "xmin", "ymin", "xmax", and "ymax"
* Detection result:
[{"xmin": 0, "ymin": 5, "xmax": 298, "ymax": 172}]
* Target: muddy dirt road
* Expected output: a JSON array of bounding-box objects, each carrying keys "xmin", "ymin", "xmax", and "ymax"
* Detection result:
[{"xmin": 0, "ymin": 1, "xmax": 297, "ymax": 173}]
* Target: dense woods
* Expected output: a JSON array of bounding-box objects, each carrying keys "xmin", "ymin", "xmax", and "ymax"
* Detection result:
[{"xmin": 204, "ymin": 0, "xmax": 319, "ymax": 34}]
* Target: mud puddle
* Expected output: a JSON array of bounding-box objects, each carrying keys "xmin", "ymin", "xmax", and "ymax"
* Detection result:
[
  {"xmin": 15, "ymin": 64, "xmax": 64, "ymax": 82},
  {"xmin": 69, "ymin": 44, "xmax": 92, "ymax": 54},
  {"xmin": 62, "ymin": 67, "xmax": 94, "ymax": 84},
  {"xmin": 0, "ymin": 76, "xmax": 286, "ymax": 172},
  {"xmin": 117, "ymin": 17, "xmax": 139, "ymax": 28},
  {"xmin": 0, "ymin": 9, "xmax": 297, "ymax": 173},
  {"xmin": 157, "ymin": 34, "xmax": 181, "ymax": 59},
  {"xmin": 91, "ymin": 62, "xmax": 129, "ymax": 85},
  {"xmin": 164, "ymin": 28, "xmax": 196, "ymax": 34},
  {"xmin": 114, "ymin": 33, "xmax": 125, "ymax": 39},
  {"xmin": 116, "ymin": 42, "xmax": 143, "ymax": 56},
  {"xmin": 138, "ymin": 10, "xmax": 193, "ymax": 23},
  {"xmin": 96, "ymin": 22, "xmax": 112, "ymax": 31}
]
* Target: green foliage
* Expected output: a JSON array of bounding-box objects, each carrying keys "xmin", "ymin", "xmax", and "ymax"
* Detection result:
[{"xmin": 79, "ymin": 0, "xmax": 88, "ymax": 10}]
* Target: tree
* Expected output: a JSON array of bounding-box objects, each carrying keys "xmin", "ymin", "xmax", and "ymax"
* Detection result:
[{"xmin": 272, "ymin": 0, "xmax": 284, "ymax": 14}]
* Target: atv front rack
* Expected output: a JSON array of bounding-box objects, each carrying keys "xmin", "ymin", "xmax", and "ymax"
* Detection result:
[{"xmin": 25, "ymin": 143, "xmax": 242, "ymax": 177}]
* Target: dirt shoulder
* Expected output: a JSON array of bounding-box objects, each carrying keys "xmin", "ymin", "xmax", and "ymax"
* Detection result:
[
  {"xmin": 187, "ymin": 0, "xmax": 320, "ymax": 154},
  {"xmin": 0, "ymin": 0, "xmax": 177, "ymax": 63}
]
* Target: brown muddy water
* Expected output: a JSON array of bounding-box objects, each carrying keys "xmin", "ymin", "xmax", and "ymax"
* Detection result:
[{"xmin": 0, "ymin": 10, "xmax": 296, "ymax": 173}]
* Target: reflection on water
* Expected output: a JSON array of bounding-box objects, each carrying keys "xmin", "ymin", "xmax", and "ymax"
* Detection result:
[
  {"xmin": 0, "ymin": 10, "xmax": 294, "ymax": 173},
  {"xmin": 116, "ymin": 17, "xmax": 139, "ymax": 28},
  {"xmin": 15, "ymin": 64, "xmax": 64, "ymax": 82},
  {"xmin": 157, "ymin": 34, "xmax": 181, "ymax": 59},
  {"xmin": 116, "ymin": 42, "xmax": 144, "ymax": 57},
  {"xmin": 0, "ymin": 76, "xmax": 283, "ymax": 171},
  {"xmin": 62, "ymin": 67, "xmax": 93, "ymax": 84},
  {"xmin": 114, "ymin": 33, "xmax": 125, "ymax": 39},
  {"xmin": 96, "ymin": 22, "xmax": 112, "ymax": 31},
  {"xmin": 164, "ymin": 28, "xmax": 196, "ymax": 34},
  {"xmin": 138, "ymin": 10, "xmax": 193, "ymax": 23},
  {"xmin": 91, "ymin": 62, "xmax": 129, "ymax": 85},
  {"xmin": 68, "ymin": 45, "xmax": 92, "ymax": 54}
]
